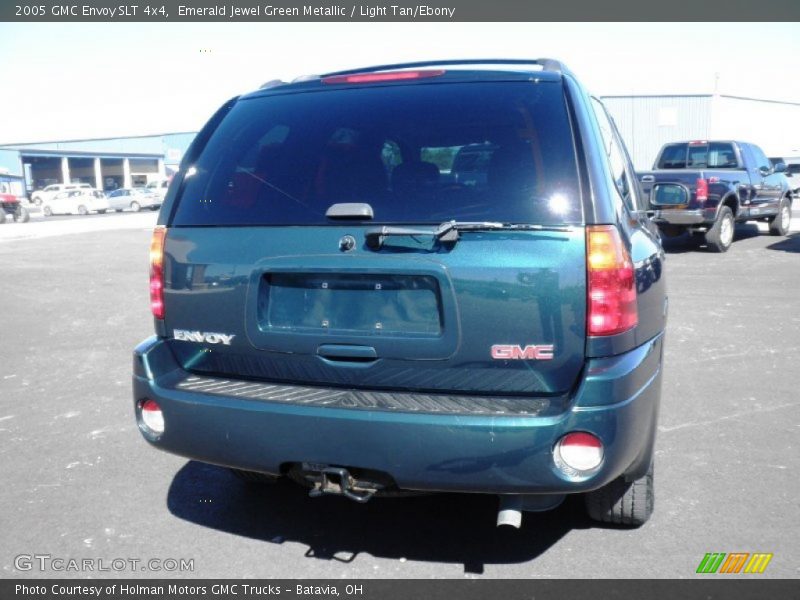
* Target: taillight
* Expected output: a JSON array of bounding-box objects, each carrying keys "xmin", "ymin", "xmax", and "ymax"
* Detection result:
[
  {"xmin": 586, "ymin": 225, "xmax": 638, "ymax": 336},
  {"xmin": 322, "ymin": 69, "xmax": 445, "ymax": 84},
  {"xmin": 149, "ymin": 227, "xmax": 166, "ymax": 319},
  {"xmin": 695, "ymin": 178, "xmax": 708, "ymax": 203}
]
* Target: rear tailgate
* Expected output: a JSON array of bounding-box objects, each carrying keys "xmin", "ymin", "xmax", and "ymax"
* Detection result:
[
  {"xmin": 639, "ymin": 170, "xmax": 703, "ymax": 207},
  {"xmin": 162, "ymin": 226, "xmax": 586, "ymax": 395}
]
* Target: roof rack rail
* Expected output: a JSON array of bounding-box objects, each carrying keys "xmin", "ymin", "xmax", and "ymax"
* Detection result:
[{"xmin": 319, "ymin": 58, "xmax": 567, "ymax": 78}]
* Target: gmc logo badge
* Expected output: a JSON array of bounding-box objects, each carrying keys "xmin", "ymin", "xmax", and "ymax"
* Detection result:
[{"xmin": 491, "ymin": 344, "xmax": 555, "ymax": 360}]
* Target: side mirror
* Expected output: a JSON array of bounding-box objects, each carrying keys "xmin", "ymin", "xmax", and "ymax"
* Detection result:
[
  {"xmin": 773, "ymin": 162, "xmax": 786, "ymax": 174},
  {"xmin": 650, "ymin": 183, "xmax": 689, "ymax": 207}
]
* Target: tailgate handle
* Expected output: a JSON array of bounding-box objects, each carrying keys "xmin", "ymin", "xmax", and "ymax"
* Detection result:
[{"xmin": 317, "ymin": 344, "xmax": 378, "ymax": 362}]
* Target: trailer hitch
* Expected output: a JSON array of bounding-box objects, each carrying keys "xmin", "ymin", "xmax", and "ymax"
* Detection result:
[{"xmin": 307, "ymin": 467, "xmax": 381, "ymax": 503}]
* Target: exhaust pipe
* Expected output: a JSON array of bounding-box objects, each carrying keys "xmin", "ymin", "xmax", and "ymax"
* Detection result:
[
  {"xmin": 496, "ymin": 494, "xmax": 566, "ymax": 528},
  {"xmin": 497, "ymin": 496, "xmax": 523, "ymax": 528}
]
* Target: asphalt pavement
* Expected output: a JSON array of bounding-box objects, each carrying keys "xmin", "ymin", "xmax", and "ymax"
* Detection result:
[{"xmin": 0, "ymin": 214, "xmax": 798, "ymax": 578}]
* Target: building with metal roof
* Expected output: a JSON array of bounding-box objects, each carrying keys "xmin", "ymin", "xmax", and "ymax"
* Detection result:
[{"xmin": 602, "ymin": 94, "xmax": 800, "ymax": 170}]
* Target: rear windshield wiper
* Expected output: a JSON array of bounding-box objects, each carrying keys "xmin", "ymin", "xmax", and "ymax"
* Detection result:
[{"xmin": 365, "ymin": 221, "xmax": 572, "ymax": 249}]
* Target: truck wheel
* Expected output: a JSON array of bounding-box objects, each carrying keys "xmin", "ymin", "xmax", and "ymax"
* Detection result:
[
  {"xmin": 230, "ymin": 468, "xmax": 279, "ymax": 484},
  {"xmin": 585, "ymin": 462, "xmax": 654, "ymax": 527},
  {"xmin": 705, "ymin": 206, "xmax": 734, "ymax": 252},
  {"xmin": 14, "ymin": 206, "xmax": 30, "ymax": 223},
  {"xmin": 768, "ymin": 199, "xmax": 791, "ymax": 236},
  {"xmin": 78, "ymin": 205, "xmax": 89, "ymax": 215},
  {"xmin": 33, "ymin": 197, "xmax": 42, "ymax": 206}
]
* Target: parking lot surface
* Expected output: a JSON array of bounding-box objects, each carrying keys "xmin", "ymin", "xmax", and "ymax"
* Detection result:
[{"xmin": 0, "ymin": 215, "xmax": 798, "ymax": 578}]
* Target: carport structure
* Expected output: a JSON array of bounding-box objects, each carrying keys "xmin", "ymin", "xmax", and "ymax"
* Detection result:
[{"xmin": 20, "ymin": 149, "xmax": 165, "ymax": 192}]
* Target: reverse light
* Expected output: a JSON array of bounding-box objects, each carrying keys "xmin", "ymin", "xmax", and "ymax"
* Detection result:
[
  {"xmin": 322, "ymin": 69, "xmax": 445, "ymax": 84},
  {"xmin": 149, "ymin": 226, "xmax": 166, "ymax": 319},
  {"xmin": 138, "ymin": 399, "xmax": 165, "ymax": 436},
  {"xmin": 586, "ymin": 225, "xmax": 638, "ymax": 336},
  {"xmin": 695, "ymin": 178, "xmax": 709, "ymax": 203},
  {"xmin": 554, "ymin": 432, "xmax": 604, "ymax": 475}
]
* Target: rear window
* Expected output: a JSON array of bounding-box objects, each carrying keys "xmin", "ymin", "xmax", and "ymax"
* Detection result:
[
  {"xmin": 172, "ymin": 81, "xmax": 581, "ymax": 226},
  {"xmin": 657, "ymin": 142, "xmax": 738, "ymax": 169}
]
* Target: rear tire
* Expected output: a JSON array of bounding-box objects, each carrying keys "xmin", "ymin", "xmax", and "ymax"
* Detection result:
[
  {"xmin": 705, "ymin": 206, "xmax": 734, "ymax": 252},
  {"xmin": 33, "ymin": 196, "xmax": 42, "ymax": 206},
  {"xmin": 130, "ymin": 201, "xmax": 141, "ymax": 212},
  {"xmin": 768, "ymin": 198, "xmax": 791, "ymax": 236},
  {"xmin": 43, "ymin": 206, "xmax": 52, "ymax": 217},
  {"xmin": 230, "ymin": 468, "xmax": 279, "ymax": 484},
  {"xmin": 78, "ymin": 205, "xmax": 89, "ymax": 216},
  {"xmin": 585, "ymin": 462, "xmax": 654, "ymax": 527},
  {"xmin": 14, "ymin": 206, "xmax": 30, "ymax": 223}
]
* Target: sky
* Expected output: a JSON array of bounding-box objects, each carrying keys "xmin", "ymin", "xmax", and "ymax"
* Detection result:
[{"xmin": 0, "ymin": 22, "xmax": 798, "ymax": 144}]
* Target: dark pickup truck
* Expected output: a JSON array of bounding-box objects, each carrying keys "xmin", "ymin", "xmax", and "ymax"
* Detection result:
[{"xmin": 639, "ymin": 140, "xmax": 792, "ymax": 252}]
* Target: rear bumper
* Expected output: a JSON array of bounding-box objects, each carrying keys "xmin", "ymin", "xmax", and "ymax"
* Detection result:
[
  {"xmin": 651, "ymin": 208, "xmax": 715, "ymax": 226},
  {"xmin": 132, "ymin": 334, "xmax": 663, "ymax": 495}
]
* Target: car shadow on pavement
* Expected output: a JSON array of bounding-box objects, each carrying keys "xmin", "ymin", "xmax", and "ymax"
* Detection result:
[
  {"xmin": 766, "ymin": 232, "xmax": 800, "ymax": 253},
  {"xmin": 167, "ymin": 461, "xmax": 593, "ymax": 574},
  {"xmin": 661, "ymin": 223, "xmax": 762, "ymax": 254}
]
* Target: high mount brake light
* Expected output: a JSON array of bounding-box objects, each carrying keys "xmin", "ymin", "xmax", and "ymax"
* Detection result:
[
  {"xmin": 150, "ymin": 227, "xmax": 166, "ymax": 320},
  {"xmin": 322, "ymin": 69, "xmax": 445, "ymax": 84},
  {"xmin": 586, "ymin": 225, "xmax": 638, "ymax": 336}
]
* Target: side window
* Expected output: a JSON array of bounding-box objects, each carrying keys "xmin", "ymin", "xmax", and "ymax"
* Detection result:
[
  {"xmin": 591, "ymin": 97, "xmax": 638, "ymax": 211},
  {"xmin": 750, "ymin": 145, "xmax": 771, "ymax": 172}
]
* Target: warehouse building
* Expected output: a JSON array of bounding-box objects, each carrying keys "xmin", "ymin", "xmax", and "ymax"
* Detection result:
[
  {"xmin": 0, "ymin": 132, "xmax": 196, "ymax": 196},
  {"xmin": 602, "ymin": 93, "xmax": 800, "ymax": 170}
]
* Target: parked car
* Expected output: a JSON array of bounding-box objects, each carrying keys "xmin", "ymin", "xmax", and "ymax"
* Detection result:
[
  {"xmin": 107, "ymin": 188, "xmax": 161, "ymax": 212},
  {"xmin": 42, "ymin": 189, "xmax": 109, "ymax": 216},
  {"xmin": 145, "ymin": 178, "xmax": 170, "ymax": 201},
  {"xmin": 639, "ymin": 140, "xmax": 792, "ymax": 252},
  {"xmin": 31, "ymin": 183, "xmax": 93, "ymax": 206},
  {"xmin": 770, "ymin": 157, "xmax": 800, "ymax": 197},
  {"xmin": 133, "ymin": 59, "xmax": 666, "ymax": 528},
  {"xmin": 0, "ymin": 180, "xmax": 30, "ymax": 224}
]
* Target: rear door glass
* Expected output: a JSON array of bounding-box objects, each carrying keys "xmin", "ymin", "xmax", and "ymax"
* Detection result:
[
  {"xmin": 172, "ymin": 81, "xmax": 581, "ymax": 226},
  {"xmin": 658, "ymin": 142, "xmax": 738, "ymax": 169}
]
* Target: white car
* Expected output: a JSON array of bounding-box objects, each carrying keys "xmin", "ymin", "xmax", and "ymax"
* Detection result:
[
  {"xmin": 31, "ymin": 183, "xmax": 93, "ymax": 206},
  {"xmin": 145, "ymin": 179, "xmax": 170, "ymax": 201},
  {"xmin": 42, "ymin": 190, "xmax": 110, "ymax": 216},
  {"xmin": 106, "ymin": 188, "xmax": 162, "ymax": 212}
]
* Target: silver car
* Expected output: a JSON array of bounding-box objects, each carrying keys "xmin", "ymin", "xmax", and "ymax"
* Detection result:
[{"xmin": 106, "ymin": 188, "xmax": 162, "ymax": 212}]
